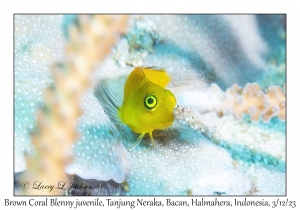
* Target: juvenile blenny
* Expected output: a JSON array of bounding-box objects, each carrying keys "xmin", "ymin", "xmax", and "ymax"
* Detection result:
[{"xmin": 100, "ymin": 67, "xmax": 176, "ymax": 147}]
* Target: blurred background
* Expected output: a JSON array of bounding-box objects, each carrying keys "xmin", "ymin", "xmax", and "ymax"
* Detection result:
[{"xmin": 14, "ymin": 14, "xmax": 286, "ymax": 195}]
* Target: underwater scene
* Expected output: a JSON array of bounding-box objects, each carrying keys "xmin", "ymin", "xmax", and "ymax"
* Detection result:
[{"xmin": 14, "ymin": 14, "xmax": 286, "ymax": 196}]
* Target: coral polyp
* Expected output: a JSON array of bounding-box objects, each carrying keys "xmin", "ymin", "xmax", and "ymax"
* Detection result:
[
  {"xmin": 14, "ymin": 14, "xmax": 286, "ymax": 196},
  {"xmin": 179, "ymin": 83, "xmax": 286, "ymax": 123}
]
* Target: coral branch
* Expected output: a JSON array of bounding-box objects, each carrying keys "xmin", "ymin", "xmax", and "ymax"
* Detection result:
[
  {"xmin": 19, "ymin": 15, "xmax": 129, "ymax": 195},
  {"xmin": 178, "ymin": 83, "xmax": 286, "ymax": 123}
]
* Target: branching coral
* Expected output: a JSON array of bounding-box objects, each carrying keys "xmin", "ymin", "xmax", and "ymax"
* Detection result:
[
  {"xmin": 112, "ymin": 16, "xmax": 161, "ymax": 67},
  {"xmin": 178, "ymin": 83, "xmax": 286, "ymax": 123},
  {"xmin": 14, "ymin": 15, "xmax": 286, "ymax": 196},
  {"xmin": 19, "ymin": 15, "xmax": 129, "ymax": 195}
]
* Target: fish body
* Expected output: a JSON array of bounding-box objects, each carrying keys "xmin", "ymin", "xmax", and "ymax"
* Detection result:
[{"xmin": 118, "ymin": 67, "xmax": 176, "ymax": 146}]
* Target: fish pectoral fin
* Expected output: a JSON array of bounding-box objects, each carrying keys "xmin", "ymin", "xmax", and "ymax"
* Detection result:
[
  {"xmin": 130, "ymin": 133, "xmax": 145, "ymax": 148},
  {"xmin": 149, "ymin": 131, "xmax": 156, "ymax": 147}
]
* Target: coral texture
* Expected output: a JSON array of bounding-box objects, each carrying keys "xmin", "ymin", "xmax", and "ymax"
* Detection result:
[
  {"xmin": 14, "ymin": 15, "xmax": 285, "ymax": 196},
  {"xmin": 18, "ymin": 15, "xmax": 129, "ymax": 195},
  {"xmin": 179, "ymin": 83, "xmax": 286, "ymax": 123}
]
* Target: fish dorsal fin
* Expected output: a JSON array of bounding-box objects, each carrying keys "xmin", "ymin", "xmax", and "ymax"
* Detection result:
[
  {"xmin": 123, "ymin": 67, "xmax": 171, "ymax": 102},
  {"xmin": 123, "ymin": 67, "xmax": 145, "ymax": 102},
  {"xmin": 141, "ymin": 67, "xmax": 170, "ymax": 88}
]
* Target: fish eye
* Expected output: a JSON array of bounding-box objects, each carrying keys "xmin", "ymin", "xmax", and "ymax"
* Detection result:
[{"xmin": 144, "ymin": 95, "xmax": 157, "ymax": 111}]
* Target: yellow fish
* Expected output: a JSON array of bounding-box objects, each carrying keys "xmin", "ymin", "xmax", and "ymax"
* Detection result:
[{"xmin": 99, "ymin": 67, "xmax": 176, "ymax": 147}]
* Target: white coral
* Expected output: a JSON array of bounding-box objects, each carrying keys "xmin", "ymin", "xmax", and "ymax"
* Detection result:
[{"xmin": 178, "ymin": 83, "xmax": 286, "ymax": 123}]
